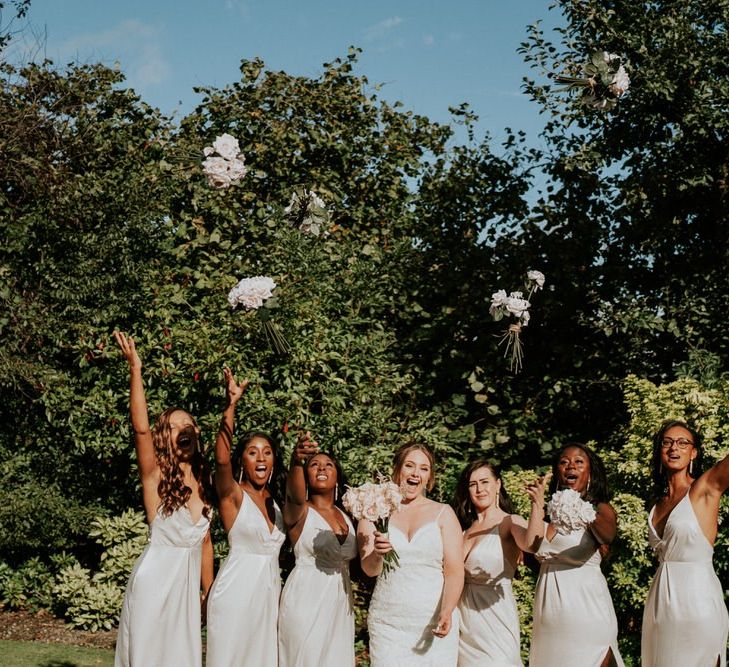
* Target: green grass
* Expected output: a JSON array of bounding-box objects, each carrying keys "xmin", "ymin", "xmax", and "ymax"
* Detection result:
[{"xmin": 0, "ymin": 640, "xmax": 114, "ymax": 667}]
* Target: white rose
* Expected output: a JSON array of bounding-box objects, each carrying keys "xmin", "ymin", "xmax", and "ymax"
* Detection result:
[
  {"xmin": 505, "ymin": 296, "xmax": 530, "ymax": 318},
  {"xmin": 227, "ymin": 276, "xmax": 277, "ymax": 309},
  {"xmin": 227, "ymin": 157, "xmax": 248, "ymax": 181},
  {"xmin": 527, "ymin": 270, "xmax": 545, "ymax": 289},
  {"xmin": 211, "ymin": 133, "xmax": 241, "ymax": 160},
  {"xmin": 203, "ymin": 157, "xmax": 232, "ymax": 189},
  {"xmin": 610, "ymin": 65, "xmax": 630, "ymax": 96}
]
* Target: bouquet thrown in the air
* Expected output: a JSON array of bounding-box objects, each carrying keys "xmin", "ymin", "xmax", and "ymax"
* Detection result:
[
  {"xmin": 546, "ymin": 488, "xmax": 596, "ymax": 535},
  {"xmin": 228, "ymin": 276, "xmax": 290, "ymax": 354},
  {"xmin": 342, "ymin": 478, "xmax": 402, "ymax": 575},
  {"xmin": 489, "ymin": 270, "xmax": 545, "ymax": 373},
  {"xmin": 202, "ymin": 133, "xmax": 248, "ymax": 189},
  {"xmin": 552, "ymin": 51, "xmax": 630, "ymax": 111}
]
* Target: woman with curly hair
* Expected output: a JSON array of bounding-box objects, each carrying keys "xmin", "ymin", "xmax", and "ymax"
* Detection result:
[
  {"xmin": 526, "ymin": 443, "xmax": 623, "ymax": 667},
  {"xmin": 206, "ymin": 368, "xmax": 286, "ymax": 667},
  {"xmin": 454, "ymin": 460, "xmax": 527, "ymax": 666},
  {"xmin": 114, "ymin": 332, "xmax": 214, "ymax": 667},
  {"xmin": 642, "ymin": 419, "xmax": 729, "ymax": 667}
]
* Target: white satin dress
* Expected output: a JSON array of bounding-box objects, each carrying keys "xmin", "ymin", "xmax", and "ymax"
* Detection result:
[
  {"xmin": 530, "ymin": 525, "xmax": 624, "ymax": 667},
  {"xmin": 458, "ymin": 525, "xmax": 522, "ymax": 666},
  {"xmin": 368, "ymin": 508, "xmax": 459, "ymax": 667},
  {"xmin": 115, "ymin": 506, "xmax": 210, "ymax": 667},
  {"xmin": 642, "ymin": 492, "xmax": 728, "ymax": 666},
  {"xmin": 206, "ymin": 491, "xmax": 285, "ymax": 667},
  {"xmin": 278, "ymin": 507, "xmax": 357, "ymax": 667}
]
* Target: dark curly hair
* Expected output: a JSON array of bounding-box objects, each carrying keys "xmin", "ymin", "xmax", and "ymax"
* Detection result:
[
  {"xmin": 650, "ymin": 419, "xmax": 703, "ymax": 504},
  {"xmin": 232, "ymin": 430, "xmax": 287, "ymax": 506},
  {"xmin": 453, "ymin": 459, "xmax": 515, "ymax": 529},
  {"xmin": 304, "ymin": 451, "xmax": 348, "ymax": 510},
  {"xmin": 548, "ymin": 443, "xmax": 611, "ymax": 505},
  {"xmin": 153, "ymin": 407, "xmax": 213, "ymax": 519}
]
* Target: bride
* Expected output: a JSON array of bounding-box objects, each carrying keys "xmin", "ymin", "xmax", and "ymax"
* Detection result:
[{"xmin": 358, "ymin": 443, "xmax": 464, "ymax": 666}]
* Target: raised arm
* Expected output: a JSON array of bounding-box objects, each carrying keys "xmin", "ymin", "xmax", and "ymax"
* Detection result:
[
  {"xmin": 214, "ymin": 368, "xmax": 249, "ymax": 502},
  {"xmin": 588, "ymin": 501, "xmax": 618, "ymax": 545},
  {"xmin": 512, "ymin": 471, "xmax": 551, "ymax": 553},
  {"xmin": 282, "ymin": 432, "xmax": 318, "ymax": 530},
  {"xmin": 433, "ymin": 506, "xmax": 465, "ymax": 638}
]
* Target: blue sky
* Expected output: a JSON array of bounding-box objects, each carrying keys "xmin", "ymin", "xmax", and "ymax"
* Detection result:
[{"xmin": 10, "ymin": 1, "xmax": 559, "ymax": 145}]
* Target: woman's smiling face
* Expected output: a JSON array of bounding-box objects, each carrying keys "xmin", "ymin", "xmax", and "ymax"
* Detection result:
[{"xmin": 397, "ymin": 449, "xmax": 431, "ymax": 500}]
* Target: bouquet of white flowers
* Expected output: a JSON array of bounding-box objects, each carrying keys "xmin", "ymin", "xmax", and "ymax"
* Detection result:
[
  {"xmin": 553, "ymin": 51, "xmax": 630, "ymax": 111},
  {"xmin": 202, "ymin": 134, "xmax": 248, "ymax": 189},
  {"xmin": 228, "ymin": 276, "xmax": 290, "ymax": 354},
  {"xmin": 546, "ymin": 488, "xmax": 597, "ymax": 535},
  {"xmin": 489, "ymin": 270, "xmax": 545, "ymax": 373},
  {"xmin": 284, "ymin": 186, "xmax": 331, "ymax": 236},
  {"xmin": 342, "ymin": 479, "xmax": 402, "ymax": 575}
]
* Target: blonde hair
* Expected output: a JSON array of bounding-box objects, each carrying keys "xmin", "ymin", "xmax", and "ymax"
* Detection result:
[{"xmin": 392, "ymin": 443, "xmax": 436, "ymax": 492}]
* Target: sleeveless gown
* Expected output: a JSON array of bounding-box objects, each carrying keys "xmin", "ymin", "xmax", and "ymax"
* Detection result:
[
  {"xmin": 530, "ymin": 524, "xmax": 624, "ymax": 667},
  {"xmin": 206, "ymin": 491, "xmax": 285, "ymax": 667},
  {"xmin": 368, "ymin": 508, "xmax": 459, "ymax": 666},
  {"xmin": 458, "ymin": 525, "xmax": 522, "ymax": 666},
  {"xmin": 115, "ymin": 506, "xmax": 210, "ymax": 667},
  {"xmin": 642, "ymin": 492, "xmax": 728, "ymax": 666},
  {"xmin": 278, "ymin": 506, "xmax": 357, "ymax": 667}
]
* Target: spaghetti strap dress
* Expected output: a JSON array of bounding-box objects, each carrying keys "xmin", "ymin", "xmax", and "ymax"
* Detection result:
[
  {"xmin": 206, "ymin": 491, "xmax": 285, "ymax": 667},
  {"xmin": 458, "ymin": 525, "xmax": 522, "ymax": 666},
  {"xmin": 278, "ymin": 506, "xmax": 357, "ymax": 667},
  {"xmin": 529, "ymin": 524, "xmax": 623, "ymax": 667},
  {"xmin": 642, "ymin": 492, "xmax": 728, "ymax": 666},
  {"xmin": 115, "ymin": 506, "xmax": 210, "ymax": 667},
  {"xmin": 368, "ymin": 506, "xmax": 459, "ymax": 666}
]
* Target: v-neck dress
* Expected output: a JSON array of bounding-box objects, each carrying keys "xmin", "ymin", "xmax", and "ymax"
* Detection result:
[
  {"xmin": 368, "ymin": 507, "xmax": 459, "ymax": 666},
  {"xmin": 206, "ymin": 490, "xmax": 285, "ymax": 667},
  {"xmin": 278, "ymin": 506, "xmax": 357, "ymax": 667},
  {"xmin": 642, "ymin": 492, "xmax": 728, "ymax": 666},
  {"xmin": 529, "ymin": 524, "xmax": 624, "ymax": 667},
  {"xmin": 458, "ymin": 525, "xmax": 522, "ymax": 666},
  {"xmin": 115, "ymin": 506, "xmax": 210, "ymax": 667}
]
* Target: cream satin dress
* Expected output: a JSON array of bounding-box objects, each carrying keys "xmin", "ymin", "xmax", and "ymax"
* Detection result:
[
  {"xmin": 642, "ymin": 492, "xmax": 728, "ymax": 666},
  {"xmin": 205, "ymin": 491, "xmax": 285, "ymax": 667},
  {"xmin": 115, "ymin": 506, "xmax": 210, "ymax": 667},
  {"xmin": 368, "ymin": 507, "xmax": 459, "ymax": 667},
  {"xmin": 458, "ymin": 525, "xmax": 522, "ymax": 666},
  {"xmin": 278, "ymin": 506, "xmax": 357, "ymax": 667},
  {"xmin": 529, "ymin": 525, "xmax": 624, "ymax": 667}
]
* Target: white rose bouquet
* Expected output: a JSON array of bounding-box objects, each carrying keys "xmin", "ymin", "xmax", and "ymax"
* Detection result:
[
  {"xmin": 553, "ymin": 51, "xmax": 630, "ymax": 111},
  {"xmin": 546, "ymin": 488, "xmax": 597, "ymax": 535},
  {"xmin": 284, "ymin": 186, "xmax": 331, "ymax": 237},
  {"xmin": 342, "ymin": 479, "xmax": 402, "ymax": 575},
  {"xmin": 228, "ymin": 276, "xmax": 290, "ymax": 354},
  {"xmin": 489, "ymin": 269, "xmax": 545, "ymax": 373},
  {"xmin": 202, "ymin": 134, "xmax": 248, "ymax": 189}
]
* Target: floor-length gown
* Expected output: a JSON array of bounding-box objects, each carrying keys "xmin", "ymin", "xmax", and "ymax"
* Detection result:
[
  {"xmin": 642, "ymin": 492, "xmax": 728, "ymax": 666},
  {"xmin": 115, "ymin": 507, "xmax": 210, "ymax": 667},
  {"xmin": 529, "ymin": 525, "xmax": 624, "ymax": 667},
  {"xmin": 368, "ymin": 508, "xmax": 459, "ymax": 666},
  {"xmin": 278, "ymin": 506, "xmax": 357, "ymax": 667},
  {"xmin": 206, "ymin": 491, "xmax": 285, "ymax": 667},
  {"xmin": 458, "ymin": 525, "xmax": 522, "ymax": 667}
]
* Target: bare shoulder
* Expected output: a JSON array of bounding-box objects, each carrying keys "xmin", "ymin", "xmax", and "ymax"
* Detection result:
[{"xmin": 508, "ymin": 513, "xmax": 527, "ymax": 529}]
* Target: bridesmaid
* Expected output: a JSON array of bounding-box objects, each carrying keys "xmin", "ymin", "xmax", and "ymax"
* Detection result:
[
  {"xmin": 205, "ymin": 369, "xmax": 285, "ymax": 667},
  {"xmin": 114, "ymin": 332, "xmax": 213, "ymax": 667},
  {"xmin": 454, "ymin": 460, "xmax": 525, "ymax": 667},
  {"xmin": 641, "ymin": 419, "xmax": 729, "ymax": 666},
  {"xmin": 526, "ymin": 443, "xmax": 624, "ymax": 667},
  {"xmin": 278, "ymin": 435, "xmax": 357, "ymax": 667}
]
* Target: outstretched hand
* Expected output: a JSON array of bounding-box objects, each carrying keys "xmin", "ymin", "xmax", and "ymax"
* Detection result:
[
  {"xmin": 223, "ymin": 367, "xmax": 249, "ymax": 405},
  {"xmin": 114, "ymin": 331, "xmax": 142, "ymax": 370},
  {"xmin": 526, "ymin": 470, "xmax": 552, "ymax": 507},
  {"xmin": 293, "ymin": 430, "xmax": 319, "ymax": 466}
]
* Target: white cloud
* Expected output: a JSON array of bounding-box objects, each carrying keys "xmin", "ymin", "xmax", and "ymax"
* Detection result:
[
  {"xmin": 364, "ymin": 16, "xmax": 403, "ymax": 42},
  {"xmin": 58, "ymin": 19, "xmax": 170, "ymax": 88}
]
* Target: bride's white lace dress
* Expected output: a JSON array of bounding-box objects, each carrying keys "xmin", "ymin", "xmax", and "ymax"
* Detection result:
[{"xmin": 367, "ymin": 507, "xmax": 458, "ymax": 666}]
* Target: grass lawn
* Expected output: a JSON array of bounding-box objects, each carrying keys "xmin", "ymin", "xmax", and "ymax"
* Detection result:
[{"xmin": 0, "ymin": 639, "xmax": 114, "ymax": 666}]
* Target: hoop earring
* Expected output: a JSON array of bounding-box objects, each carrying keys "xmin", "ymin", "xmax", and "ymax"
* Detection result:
[{"xmin": 689, "ymin": 459, "xmax": 694, "ymax": 476}]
